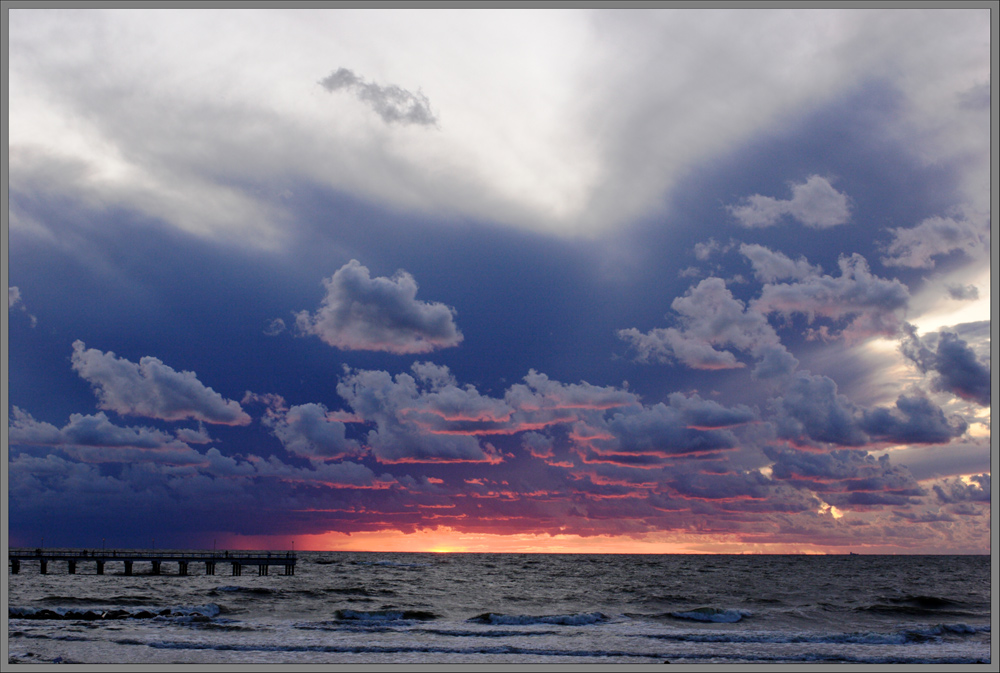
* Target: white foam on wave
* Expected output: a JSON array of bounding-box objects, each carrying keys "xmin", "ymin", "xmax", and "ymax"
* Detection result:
[
  {"xmin": 670, "ymin": 607, "xmax": 752, "ymax": 623},
  {"xmin": 470, "ymin": 612, "xmax": 608, "ymax": 626}
]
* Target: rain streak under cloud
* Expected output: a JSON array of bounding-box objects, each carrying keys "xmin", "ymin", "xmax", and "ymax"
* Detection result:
[{"xmin": 6, "ymin": 7, "xmax": 992, "ymax": 554}]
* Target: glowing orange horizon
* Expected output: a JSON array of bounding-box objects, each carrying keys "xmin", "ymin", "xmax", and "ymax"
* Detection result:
[{"xmin": 214, "ymin": 527, "xmax": 854, "ymax": 555}]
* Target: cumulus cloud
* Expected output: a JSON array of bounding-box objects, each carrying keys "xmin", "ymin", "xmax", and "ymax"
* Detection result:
[
  {"xmin": 775, "ymin": 372, "xmax": 967, "ymax": 449},
  {"xmin": 728, "ymin": 175, "xmax": 851, "ymax": 228},
  {"xmin": 295, "ymin": 260, "xmax": 463, "ymax": 354},
  {"xmin": 70, "ymin": 341, "xmax": 251, "ymax": 425},
  {"xmin": 618, "ymin": 277, "xmax": 797, "ymax": 378},
  {"xmin": 775, "ymin": 373, "xmax": 868, "ymax": 447},
  {"xmin": 881, "ymin": 213, "xmax": 989, "ymax": 269},
  {"xmin": 740, "ymin": 244, "xmax": 822, "ymax": 282},
  {"xmin": 8, "ymin": 407, "xmax": 203, "ymax": 464},
  {"xmin": 934, "ymin": 474, "xmax": 990, "ymax": 504},
  {"xmin": 900, "ymin": 323, "xmax": 990, "ymax": 406},
  {"xmin": 859, "ymin": 392, "xmax": 967, "ymax": 445},
  {"xmin": 336, "ymin": 366, "xmax": 503, "ymax": 463},
  {"xmin": 262, "ymin": 402, "xmax": 362, "ymax": 462},
  {"xmin": 319, "ymin": 67, "xmax": 437, "ymax": 126},
  {"xmin": 602, "ymin": 403, "xmax": 741, "ymax": 458},
  {"xmin": 753, "ymin": 253, "xmax": 909, "ymax": 340},
  {"xmin": 765, "ymin": 447, "xmax": 925, "ymax": 508},
  {"xmin": 666, "ymin": 392, "xmax": 756, "ymax": 428}
]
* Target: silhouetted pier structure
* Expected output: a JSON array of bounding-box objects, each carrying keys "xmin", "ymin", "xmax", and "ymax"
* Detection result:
[{"xmin": 8, "ymin": 548, "xmax": 296, "ymax": 576}]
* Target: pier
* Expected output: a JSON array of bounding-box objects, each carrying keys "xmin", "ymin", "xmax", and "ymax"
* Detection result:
[{"xmin": 8, "ymin": 548, "xmax": 296, "ymax": 576}]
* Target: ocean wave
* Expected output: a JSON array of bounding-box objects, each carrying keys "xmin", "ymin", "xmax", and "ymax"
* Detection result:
[
  {"xmin": 468, "ymin": 612, "xmax": 608, "ymax": 626},
  {"xmin": 354, "ymin": 560, "xmax": 430, "ymax": 568},
  {"xmin": 669, "ymin": 607, "xmax": 752, "ymax": 623},
  {"xmin": 424, "ymin": 628, "xmax": 560, "ymax": 638},
  {"xmin": 858, "ymin": 594, "xmax": 974, "ymax": 616},
  {"xmin": 334, "ymin": 609, "xmax": 438, "ymax": 622},
  {"xmin": 140, "ymin": 639, "xmax": 664, "ymax": 660},
  {"xmin": 9, "ymin": 603, "xmax": 221, "ymax": 620},
  {"xmin": 211, "ymin": 586, "xmax": 275, "ymax": 595},
  {"xmin": 644, "ymin": 623, "xmax": 990, "ymax": 645}
]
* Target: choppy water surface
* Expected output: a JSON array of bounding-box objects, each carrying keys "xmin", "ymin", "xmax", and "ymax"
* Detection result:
[{"xmin": 7, "ymin": 553, "xmax": 991, "ymax": 664}]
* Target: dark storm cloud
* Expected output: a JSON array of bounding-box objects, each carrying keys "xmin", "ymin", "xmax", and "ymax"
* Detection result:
[
  {"xmin": 775, "ymin": 370, "xmax": 967, "ymax": 449},
  {"xmin": 881, "ymin": 213, "xmax": 988, "ymax": 269},
  {"xmin": 774, "ymin": 373, "xmax": 867, "ymax": 447},
  {"xmin": 859, "ymin": 393, "xmax": 967, "ymax": 445},
  {"xmin": 766, "ymin": 447, "xmax": 913, "ymax": 483},
  {"xmin": 295, "ymin": 260, "xmax": 463, "ymax": 354},
  {"xmin": 753, "ymin": 253, "xmax": 909, "ymax": 340},
  {"xmin": 603, "ymin": 403, "xmax": 740, "ymax": 456},
  {"xmin": 70, "ymin": 341, "xmax": 252, "ymax": 425},
  {"xmin": 727, "ymin": 175, "xmax": 851, "ymax": 228},
  {"xmin": 900, "ymin": 323, "xmax": 990, "ymax": 406},
  {"xmin": 319, "ymin": 67, "xmax": 437, "ymax": 126},
  {"xmin": 934, "ymin": 474, "xmax": 990, "ymax": 504},
  {"xmin": 765, "ymin": 448, "xmax": 925, "ymax": 510},
  {"xmin": 666, "ymin": 392, "xmax": 756, "ymax": 428}
]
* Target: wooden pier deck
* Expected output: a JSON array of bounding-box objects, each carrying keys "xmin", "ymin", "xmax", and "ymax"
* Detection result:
[{"xmin": 8, "ymin": 548, "xmax": 297, "ymax": 576}]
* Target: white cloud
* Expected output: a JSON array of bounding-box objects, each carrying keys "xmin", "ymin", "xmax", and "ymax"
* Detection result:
[
  {"xmin": 728, "ymin": 176, "xmax": 851, "ymax": 228},
  {"xmin": 619, "ymin": 277, "xmax": 797, "ymax": 378},
  {"xmin": 8, "ymin": 286, "xmax": 22, "ymax": 309},
  {"xmin": 753, "ymin": 253, "xmax": 909, "ymax": 340},
  {"xmin": 881, "ymin": 212, "xmax": 989, "ymax": 269},
  {"xmin": 740, "ymin": 244, "xmax": 822, "ymax": 282},
  {"xmin": 70, "ymin": 341, "xmax": 252, "ymax": 425},
  {"xmin": 295, "ymin": 260, "xmax": 463, "ymax": 354},
  {"xmin": 7, "ymin": 9, "xmax": 988, "ymax": 242}
]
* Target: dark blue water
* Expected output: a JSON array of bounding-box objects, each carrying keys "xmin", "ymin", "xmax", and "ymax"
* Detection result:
[{"xmin": 7, "ymin": 552, "xmax": 991, "ymax": 664}]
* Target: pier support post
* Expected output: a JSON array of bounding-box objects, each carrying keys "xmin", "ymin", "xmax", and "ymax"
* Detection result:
[
  {"xmin": 39, "ymin": 560, "xmax": 48, "ymax": 574},
  {"xmin": 232, "ymin": 563, "xmax": 241, "ymax": 576},
  {"xmin": 178, "ymin": 561, "xmax": 188, "ymax": 576},
  {"xmin": 68, "ymin": 560, "xmax": 76, "ymax": 574},
  {"xmin": 11, "ymin": 560, "xmax": 20, "ymax": 574},
  {"xmin": 96, "ymin": 561, "xmax": 104, "ymax": 575},
  {"xmin": 124, "ymin": 561, "xmax": 133, "ymax": 576},
  {"xmin": 151, "ymin": 561, "xmax": 161, "ymax": 575},
  {"xmin": 205, "ymin": 562, "xmax": 215, "ymax": 575}
]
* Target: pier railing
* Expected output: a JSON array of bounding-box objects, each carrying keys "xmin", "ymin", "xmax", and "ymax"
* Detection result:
[{"xmin": 8, "ymin": 548, "xmax": 297, "ymax": 576}]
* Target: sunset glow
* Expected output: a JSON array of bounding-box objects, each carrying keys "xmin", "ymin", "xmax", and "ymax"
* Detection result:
[{"xmin": 6, "ymin": 7, "xmax": 990, "ymax": 556}]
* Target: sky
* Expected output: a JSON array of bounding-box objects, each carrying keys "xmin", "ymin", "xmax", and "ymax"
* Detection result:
[{"xmin": 5, "ymin": 7, "xmax": 993, "ymax": 554}]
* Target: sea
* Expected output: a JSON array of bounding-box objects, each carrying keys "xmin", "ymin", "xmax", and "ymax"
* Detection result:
[{"xmin": 6, "ymin": 552, "xmax": 993, "ymax": 666}]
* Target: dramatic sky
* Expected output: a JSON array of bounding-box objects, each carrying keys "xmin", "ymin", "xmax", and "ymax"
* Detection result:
[{"xmin": 6, "ymin": 8, "xmax": 993, "ymax": 553}]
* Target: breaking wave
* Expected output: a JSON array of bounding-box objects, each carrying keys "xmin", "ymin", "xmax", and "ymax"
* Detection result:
[
  {"xmin": 468, "ymin": 612, "xmax": 608, "ymax": 626},
  {"xmin": 669, "ymin": 607, "xmax": 752, "ymax": 623}
]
